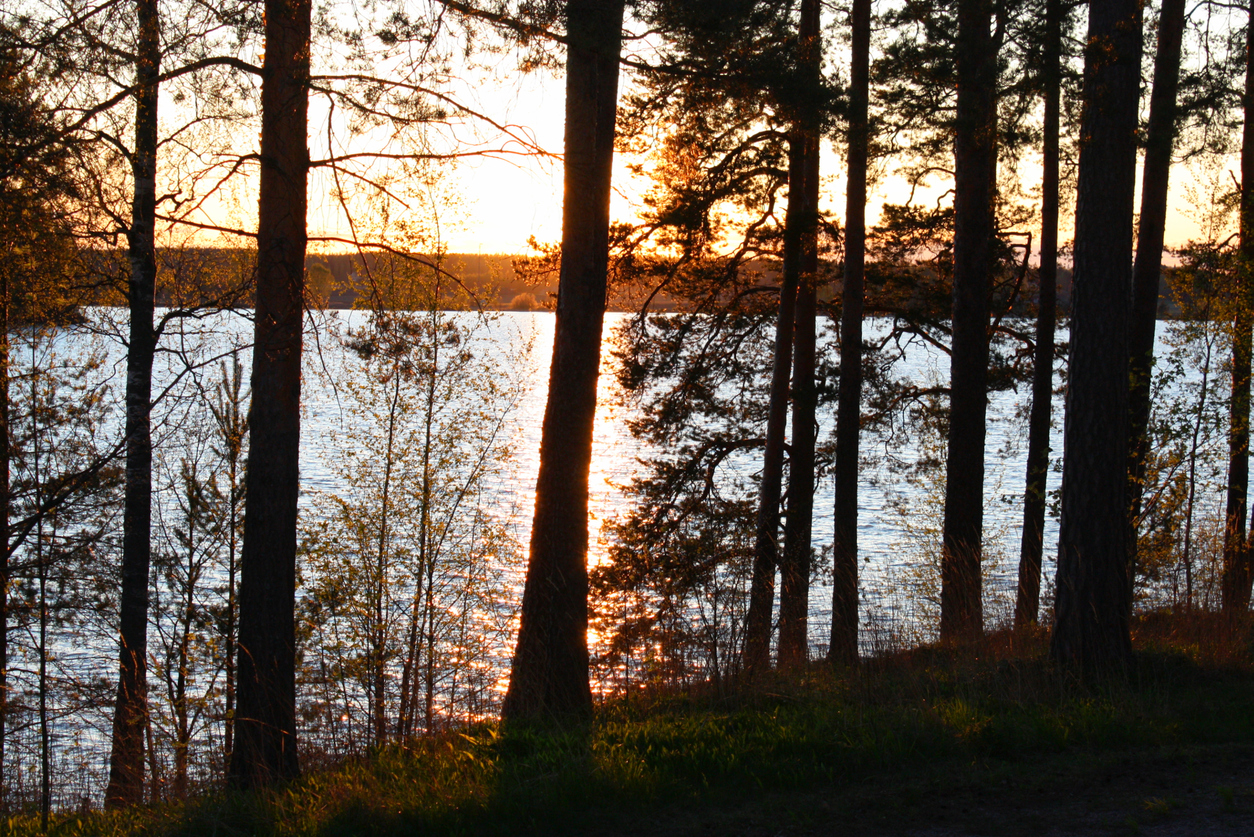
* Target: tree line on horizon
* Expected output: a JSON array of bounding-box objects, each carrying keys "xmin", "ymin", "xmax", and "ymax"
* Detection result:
[{"xmin": 3, "ymin": 0, "xmax": 1254, "ymax": 816}]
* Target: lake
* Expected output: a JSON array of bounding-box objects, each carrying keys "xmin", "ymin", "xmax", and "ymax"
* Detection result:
[{"xmin": 0, "ymin": 307, "xmax": 1234, "ymax": 806}]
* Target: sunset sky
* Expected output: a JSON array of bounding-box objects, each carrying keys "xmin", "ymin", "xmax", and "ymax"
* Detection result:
[{"xmin": 281, "ymin": 29, "xmax": 1237, "ymax": 259}]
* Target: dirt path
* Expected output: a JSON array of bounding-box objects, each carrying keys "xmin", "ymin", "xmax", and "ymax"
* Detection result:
[{"xmin": 598, "ymin": 744, "xmax": 1254, "ymax": 836}]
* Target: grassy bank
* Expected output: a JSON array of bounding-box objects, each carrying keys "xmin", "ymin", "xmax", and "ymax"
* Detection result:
[{"xmin": 14, "ymin": 613, "xmax": 1254, "ymax": 836}]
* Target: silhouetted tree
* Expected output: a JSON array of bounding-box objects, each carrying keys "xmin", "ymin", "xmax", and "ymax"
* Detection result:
[
  {"xmin": 229, "ymin": 0, "xmax": 310, "ymax": 786},
  {"xmin": 762, "ymin": 0, "xmax": 823, "ymax": 672},
  {"xmin": 1014, "ymin": 0, "xmax": 1065, "ymax": 628},
  {"xmin": 939, "ymin": 0, "xmax": 997, "ymax": 641},
  {"xmin": 502, "ymin": 0, "xmax": 625, "ymax": 722},
  {"xmin": 830, "ymin": 0, "xmax": 870, "ymax": 664},
  {"xmin": 1128, "ymin": 0, "xmax": 1187, "ymax": 590},
  {"xmin": 104, "ymin": 0, "xmax": 160, "ymax": 806},
  {"xmin": 1223, "ymin": 7, "xmax": 1254, "ymax": 613},
  {"xmin": 1051, "ymin": 0, "xmax": 1142, "ymax": 675}
]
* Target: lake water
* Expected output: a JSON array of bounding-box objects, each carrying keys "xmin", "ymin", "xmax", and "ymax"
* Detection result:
[
  {"xmin": 234, "ymin": 308, "xmax": 1227, "ymax": 650},
  {"xmin": 297, "ymin": 310, "xmax": 1232, "ymax": 648},
  {"xmin": 1, "ymin": 308, "xmax": 1234, "ymax": 806}
]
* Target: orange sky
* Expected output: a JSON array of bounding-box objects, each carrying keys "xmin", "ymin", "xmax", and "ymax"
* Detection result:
[{"xmin": 189, "ymin": 55, "xmax": 1237, "ymax": 259}]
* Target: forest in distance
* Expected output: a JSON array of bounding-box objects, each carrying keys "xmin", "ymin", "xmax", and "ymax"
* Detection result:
[
  {"xmin": 86, "ymin": 248, "xmax": 1102, "ymax": 315},
  {"xmin": 9, "ymin": 0, "xmax": 1254, "ymax": 831}
]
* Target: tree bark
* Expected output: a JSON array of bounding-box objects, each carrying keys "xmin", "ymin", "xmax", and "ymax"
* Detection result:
[
  {"xmin": 228, "ymin": 0, "xmax": 309, "ymax": 787},
  {"xmin": 1050, "ymin": 0, "xmax": 1141, "ymax": 676},
  {"xmin": 1224, "ymin": 9, "xmax": 1254, "ymax": 614},
  {"xmin": 105, "ymin": 0, "xmax": 159, "ymax": 806},
  {"xmin": 501, "ymin": 0, "xmax": 623, "ymax": 723},
  {"xmin": 941, "ymin": 0, "xmax": 996, "ymax": 641},
  {"xmin": 1014, "ymin": 0, "xmax": 1061, "ymax": 629},
  {"xmin": 1129, "ymin": 0, "xmax": 1186, "ymax": 581},
  {"xmin": 743, "ymin": 146, "xmax": 804, "ymax": 672},
  {"xmin": 213, "ymin": 355, "xmax": 246, "ymax": 766},
  {"xmin": 777, "ymin": 0, "xmax": 822, "ymax": 670},
  {"xmin": 830, "ymin": 0, "xmax": 870, "ymax": 666},
  {"xmin": 0, "ymin": 237, "xmax": 9, "ymax": 806},
  {"xmin": 37, "ymin": 523, "xmax": 48, "ymax": 829}
]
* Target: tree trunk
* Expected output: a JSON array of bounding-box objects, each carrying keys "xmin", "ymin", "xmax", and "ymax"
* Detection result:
[
  {"xmin": 175, "ymin": 557, "xmax": 191, "ymax": 800},
  {"xmin": 1224, "ymin": 10, "xmax": 1254, "ymax": 614},
  {"xmin": 1050, "ymin": 0, "xmax": 1141, "ymax": 676},
  {"xmin": 777, "ymin": 0, "xmax": 822, "ymax": 670},
  {"xmin": 224, "ymin": 422, "xmax": 239, "ymax": 765},
  {"xmin": 0, "ymin": 248, "xmax": 9, "ymax": 807},
  {"xmin": 38, "ymin": 525, "xmax": 48, "ymax": 830},
  {"xmin": 830, "ymin": 0, "xmax": 870, "ymax": 666},
  {"xmin": 1015, "ymin": 0, "xmax": 1061, "ymax": 629},
  {"xmin": 1129, "ymin": 0, "xmax": 1186, "ymax": 579},
  {"xmin": 501, "ymin": 0, "xmax": 624, "ymax": 723},
  {"xmin": 228, "ymin": 0, "xmax": 309, "ymax": 787},
  {"xmin": 105, "ymin": 0, "xmax": 159, "ymax": 806},
  {"xmin": 744, "ymin": 0, "xmax": 821, "ymax": 674},
  {"xmin": 778, "ymin": 281, "xmax": 816, "ymax": 667},
  {"xmin": 940, "ymin": 0, "xmax": 996, "ymax": 641},
  {"xmin": 399, "ymin": 331, "xmax": 439, "ymax": 739},
  {"xmin": 743, "ymin": 154, "xmax": 802, "ymax": 675}
]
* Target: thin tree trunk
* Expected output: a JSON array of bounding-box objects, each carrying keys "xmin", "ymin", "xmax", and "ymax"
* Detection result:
[
  {"xmin": 173, "ymin": 506, "xmax": 194, "ymax": 801},
  {"xmin": 501, "ymin": 0, "xmax": 624, "ymax": 722},
  {"xmin": 1129, "ymin": 0, "xmax": 1186, "ymax": 578},
  {"xmin": 371, "ymin": 371, "xmax": 400, "ymax": 745},
  {"xmin": 178, "ymin": 483, "xmax": 206, "ymax": 801},
  {"xmin": 32, "ymin": 394, "xmax": 48, "ymax": 829},
  {"xmin": 145, "ymin": 708, "xmax": 159, "ymax": 803},
  {"xmin": 105, "ymin": 0, "xmax": 159, "ymax": 805},
  {"xmin": 214, "ymin": 354, "xmax": 245, "ymax": 768},
  {"xmin": 424, "ymin": 565, "xmax": 436, "ymax": 732},
  {"xmin": 1050, "ymin": 0, "xmax": 1141, "ymax": 676},
  {"xmin": 777, "ymin": 0, "xmax": 822, "ymax": 670},
  {"xmin": 743, "ymin": 2, "xmax": 822, "ymax": 674},
  {"xmin": 228, "ymin": 0, "xmax": 310, "ymax": 787},
  {"xmin": 1182, "ymin": 337, "xmax": 1213, "ymax": 609},
  {"xmin": 941, "ymin": 0, "xmax": 997, "ymax": 641},
  {"xmin": 830, "ymin": 0, "xmax": 870, "ymax": 666},
  {"xmin": 778, "ymin": 280, "xmax": 816, "ymax": 666},
  {"xmin": 1015, "ymin": 0, "xmax": 1061, "ymax": 629},
  {"xmin": 742, "ymin": 196, "xmax": 801, "ymax": 673},
  {"xmin": 224, "ymin": 421, "xmax": 239, "ymax": 766},
  {"xmin": 39, "ymin": 528, "xmax": 48, "ymax": 831},
  {"xmin": 1224, "ymin": 10, "xmax": 1254, "ymax": 614},
  {"xmin": 0, "ymin": 263, "xmax": 9, "ymax": 807},
  {"xmin": 399, "ymin": 334, "xmax": 437, "ymax": 739}
]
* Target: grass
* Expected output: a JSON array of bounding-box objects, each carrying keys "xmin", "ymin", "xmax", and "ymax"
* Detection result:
[{"xmin": 12, "ymin": 612, "xmax": 1254, "ymax": 836}]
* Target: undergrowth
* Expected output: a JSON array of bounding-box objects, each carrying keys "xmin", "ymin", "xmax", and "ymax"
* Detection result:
[{"xmin": 10, "ymin": 612, "xmax": 1254, "ymax": 836}]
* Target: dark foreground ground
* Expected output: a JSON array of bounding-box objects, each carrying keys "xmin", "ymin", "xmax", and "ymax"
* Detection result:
[
  {"xmin": 19, "ymin": 617, "xmax": 1254, "ymax": 837},
  {"xmin": 608, "ymin": 742, "xmax": 1254, "ymax": 836}
]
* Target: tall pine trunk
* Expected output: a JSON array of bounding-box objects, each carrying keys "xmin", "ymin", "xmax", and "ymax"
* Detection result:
[
  {"xmin": 1050, "ymin": 0, "xmax": 1141, "ymax": 676},
  {"xmin": 105, "ymin": 0, "xmax": 159, "ymax": 805},
  {"xmin": 228, "ymin": 0, "xmax": 310, "ymax": 786},
  {"xmin": 941, "ymin": 0, "xmax": 996, "ymax": 641},
  {"xmin": 1014, "ymin": 0, "xmax": 1061, "ymax": 628},
  {"xmin": 1224, "ymin": 11, "xmax": 1254, "ymax": 614},
  {"xmin": 777, "ymin": 0, "xmax": 822, "ymax": 670},
  {"xmin": 830, "ymin": 0, "xmax": 870, "ymax": 665},
  {"xmin": 1129, "ymin": 0, "xmax": 1186, "ymax": 580},
  {"xmin": 501, "ymin": 0, "xmax": 624, "ymax": 722}
]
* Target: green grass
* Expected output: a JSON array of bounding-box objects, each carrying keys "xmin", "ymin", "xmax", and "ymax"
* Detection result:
[{"xmin": 13, "ymin": 614, "xmax": 1254, "ymax": 836}]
